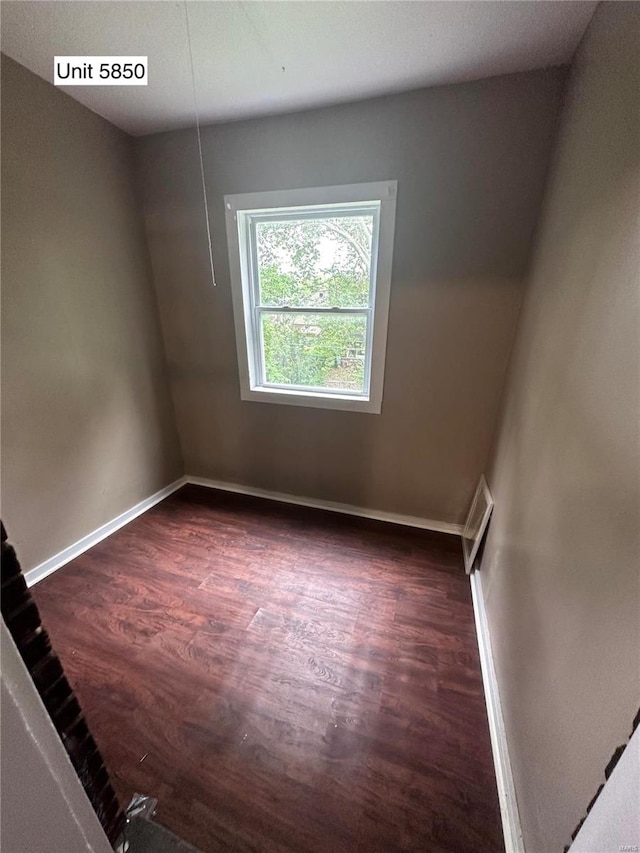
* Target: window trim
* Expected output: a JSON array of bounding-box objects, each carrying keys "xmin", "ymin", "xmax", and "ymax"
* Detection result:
[{"xmin": 224, "ymin": 181, "xmax": 397, "ymax": 414}]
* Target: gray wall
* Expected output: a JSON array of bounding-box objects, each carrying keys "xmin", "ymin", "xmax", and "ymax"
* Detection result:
[
  {"xmin": 1, "ymin": 55, "xmax": 182, "ymax": 570},
  {"xmin": 137, "ymin": 68, "xmax": 566, "ymax": 525},
  {"xmin": 479, "ymin": 4, "xmax": 640, "ymax": 851}
]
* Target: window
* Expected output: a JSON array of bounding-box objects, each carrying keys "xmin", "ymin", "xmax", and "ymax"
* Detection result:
[{"xmin": 225, "ymin": 181, "xmax": 397, "ymax": 413}]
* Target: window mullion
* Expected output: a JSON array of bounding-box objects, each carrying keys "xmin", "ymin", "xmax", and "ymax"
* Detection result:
[{"xmin": 255, "ymin": 306, "xmax": 372, "ymax": 315}]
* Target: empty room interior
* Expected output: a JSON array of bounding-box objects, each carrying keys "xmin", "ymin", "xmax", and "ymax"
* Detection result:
[{"xmin": 1, "ymin": 2, "xmax": 638, "ymax": 852}]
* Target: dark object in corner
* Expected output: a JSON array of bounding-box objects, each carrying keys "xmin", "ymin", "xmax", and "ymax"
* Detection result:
[
  {"xmin": 125, "ymin": 815, "xmax": 205, "ymax": 853},
  {"xmin": 0, "ymin": 521, "xmax": 125, "ymax": 845},
  {"xmin": 604, "ymin": 744, "xmax": 626, "ymax": 780}
]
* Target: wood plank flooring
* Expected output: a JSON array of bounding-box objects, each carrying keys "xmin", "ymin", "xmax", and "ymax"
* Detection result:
[{"xmin": 32, "ymin": 485, "xmax": 503, "ymax": 853}]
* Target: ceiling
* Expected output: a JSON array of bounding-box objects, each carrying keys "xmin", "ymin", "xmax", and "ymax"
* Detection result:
[{"xmin": 1, "ymin": 1, "xmax": 597, "ymax": 137}]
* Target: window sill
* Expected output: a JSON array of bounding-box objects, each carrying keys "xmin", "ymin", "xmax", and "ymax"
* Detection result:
[{"xmin": 241, "ymin": 385, "xmax": 382, "ymax": 413}]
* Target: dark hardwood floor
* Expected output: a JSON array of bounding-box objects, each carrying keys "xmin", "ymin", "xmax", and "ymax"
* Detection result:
[{"xmin": 32, "ymin": 485, "xmax": 503, "ymax": 853}]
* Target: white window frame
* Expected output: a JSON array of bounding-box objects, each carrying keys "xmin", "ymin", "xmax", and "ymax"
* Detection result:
[{"xmin": 224, "ymin": 181, "xmax": 397, "ymax": 414}]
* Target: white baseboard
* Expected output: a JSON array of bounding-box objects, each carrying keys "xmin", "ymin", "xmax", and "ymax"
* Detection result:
[
  {"xmin": 185, "ymin": 475, "xmax": 463, "ymax": 537},
  {"xmin": 25, "ymin": 477, "xmax": 187, "ymax": 587},
  {"xmin": 25, "ymin": 474, "xmax": 461, "ymax": 588},
  {"xmin": 470, "ymin": 570, "xmax": 524, "ymax": 853}
]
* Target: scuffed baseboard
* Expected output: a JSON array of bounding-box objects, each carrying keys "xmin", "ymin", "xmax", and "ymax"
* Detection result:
[
  {"xmin": 185, "ymin": 474, "xmax": 463, "ymax": 536},
  {"xmin": 25, "ymin": 473, "xmax": 462, "ymax": 585},
  {"xmin": 470, "ymin": 569, "xmax": 525, "ymax": 853},
  {"xmin": 25, "ymin": 477, "xmax": 187, "ymax": 587}
]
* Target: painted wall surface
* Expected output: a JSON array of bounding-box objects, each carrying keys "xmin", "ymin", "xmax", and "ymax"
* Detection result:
[
  {"xmin": 136, "ymin": 69, "xmax": 566, "ymax": 524},
  {"xmin": 0, "ymin": 623, "xmax": 113, "ymax": 853},
  {"xmin": 1, "ymin": 55, "xmax": 182, "ymax": 570},
  {"xmin": 479, "ymin": 4, "xmax": 640, "ymax": 851}
]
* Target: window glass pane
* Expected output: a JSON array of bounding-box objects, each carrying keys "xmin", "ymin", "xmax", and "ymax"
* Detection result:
[
  {"xmin": 256, "ymin": 215, "xmax": 374, "ymax": 308},
  {"xmin": 261, "ymin": 312, "xmax": 367, "ymax": 393}
]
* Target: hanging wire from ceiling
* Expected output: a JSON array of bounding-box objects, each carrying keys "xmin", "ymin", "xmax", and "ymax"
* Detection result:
[{"xmin": 184, "ymin": 0, "xmax": 217, "ymax": 287}]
